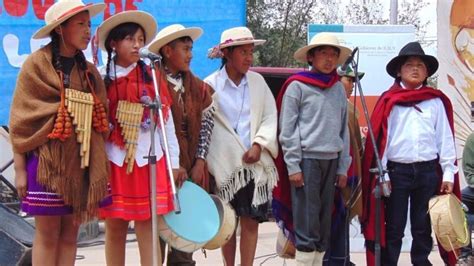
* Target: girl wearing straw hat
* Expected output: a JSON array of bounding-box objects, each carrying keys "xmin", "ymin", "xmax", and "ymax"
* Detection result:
[
  {"xmin": 275, "ymin": 32, "xmax": 351, "ymax": 265},
  {"xmin": 95, "ymin": 10, "xmax": 180, "ymax": 266},
  {"xmin": 205, "ymin": 26, "xmax": 278, "ymax": 266},
  {"xmin": 148, "ymin": 24, "xmax": 215, "ymax": 265},
  {"xmin": 9, "ymin": 0, "xmax": 108, "ymax": 265}
]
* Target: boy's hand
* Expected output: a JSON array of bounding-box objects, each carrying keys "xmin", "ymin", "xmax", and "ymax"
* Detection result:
[
  {"xmin": 289, "ymin": 172, "xmax": 304, "ymax": 187},
  {"xmin": 190, "ymin": 159, "xmax": 205, "ymax": 184},
  {"xmin": 173, "ymin": 167, "xmax": 188, "ymax": 188},
  {"xmin": 336, "ymin": 175, "xmax": 348, "ymax": 188},
  {"xmin": 242, "ymin": 143, "xmax": 262, "ymax": 164},
  {"xmin": 440, "ymin": 181, "xmax": 453, "ymax": 194}
]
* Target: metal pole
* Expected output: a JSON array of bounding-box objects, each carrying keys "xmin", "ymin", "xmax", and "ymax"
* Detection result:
[
  {"xmin": 390, "ymin": 0, "xmax": 398, "ymax": 24},
  {"xmin": 147, "ymin": 105, "xmax": 159, "ymax": 266},
  {"xmin": 351, "ymin": 51, "xmax": 389, "ymax": 266},
  {"xmin": 146, "ymin": 59, "xmax": 181, "ymax": 266},
  {"xmin": 149, "ymin": 61, "xmax": 181, "ymax": 214}
]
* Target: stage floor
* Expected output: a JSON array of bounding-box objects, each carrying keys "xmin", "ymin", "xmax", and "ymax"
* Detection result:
[{"xmin": 75, "ymin": 221, "xmax": 446, "ymax": 266}]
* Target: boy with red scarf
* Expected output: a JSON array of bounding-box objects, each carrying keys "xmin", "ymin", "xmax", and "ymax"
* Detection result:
[
  {"xmin": 277, "ymin": 32, "xmax": 352, "ymax": 265},
  {"xmin": 361, "ymin": 41, "xmax": 460, "ymax": 266}
]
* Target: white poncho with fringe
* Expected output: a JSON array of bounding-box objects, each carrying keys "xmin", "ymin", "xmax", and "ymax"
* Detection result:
[{"xmin": 206, "ymin": 70, "xmax": 278, "ymax": 207}]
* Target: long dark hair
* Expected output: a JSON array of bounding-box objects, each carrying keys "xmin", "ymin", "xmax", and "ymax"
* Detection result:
[{"xmin": 103, "ymin": 22, "xmax": 152, "ymax": 87}]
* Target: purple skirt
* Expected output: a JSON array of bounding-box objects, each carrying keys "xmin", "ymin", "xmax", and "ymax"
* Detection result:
[{"xmin": 21, "ymin": 154, "xmax": 73, "ymax": 215}]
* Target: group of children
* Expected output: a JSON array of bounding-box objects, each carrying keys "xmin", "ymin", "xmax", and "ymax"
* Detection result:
[{"xmin": 9, "ymin": 0, "xmax": 460, "ymax": 266}]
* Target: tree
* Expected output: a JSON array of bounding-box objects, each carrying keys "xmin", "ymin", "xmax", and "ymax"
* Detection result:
[
  {"xmin": 247, "ymin": 0, "xmax": 430, "ymax": 67},
  {"xmin": 247, "ymin": 0, "xmax": 317, "ymax": 67}
]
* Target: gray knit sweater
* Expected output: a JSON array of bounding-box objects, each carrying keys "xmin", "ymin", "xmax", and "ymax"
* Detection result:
[{"xmin": 279, "ymin": 79, "xmax": 351, "ymax": 176}]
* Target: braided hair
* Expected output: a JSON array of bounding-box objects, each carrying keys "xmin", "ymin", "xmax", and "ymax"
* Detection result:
[
  {"xmin": 103, "ymin": 22, "xmax": 152, "ymax": 87},
  {"xmin": 50, "ymin": 21, "xmax": 95, "ymax": 86},
  {"xmin": 51, "ymin": 30, "xmax": 62, "ymax": 71}
]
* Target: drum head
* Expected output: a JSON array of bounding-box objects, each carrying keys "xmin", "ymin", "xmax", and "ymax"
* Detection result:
[{"xmin": 163, "ymin": 181, "xmax": 219, "ymax": 243}]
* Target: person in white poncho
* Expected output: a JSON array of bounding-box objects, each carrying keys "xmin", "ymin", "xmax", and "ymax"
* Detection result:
[{"xmin": 205, "ymin": 26, "xmax": 278, "ymax": 266}]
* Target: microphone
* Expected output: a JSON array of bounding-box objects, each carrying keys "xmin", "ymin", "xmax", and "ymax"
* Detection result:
[
  {"xmin": 337, "ymin": 47, "xmax": 359, "ymax": 76},
  {"xmin": 139, "ymin": 47, "xmax": 162, "ymax": 62}
]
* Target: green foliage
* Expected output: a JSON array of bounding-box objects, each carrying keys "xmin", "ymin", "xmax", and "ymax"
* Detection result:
[
  {"xmin": 247, "ymin": 0, "xmax": 430, "ymax": 67},
  {"xmin": 247, "ymin": 0, "xmax": 316, "ymax": 67}
]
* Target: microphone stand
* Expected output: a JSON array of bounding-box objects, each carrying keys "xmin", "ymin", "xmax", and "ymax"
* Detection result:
[
  {"xmin": 350, "ymin": 50, "xmax": 390, "ymax": 266},
  {"xmin": 144, "ymin": 56, "xmax": 181, "ymax": 266}
]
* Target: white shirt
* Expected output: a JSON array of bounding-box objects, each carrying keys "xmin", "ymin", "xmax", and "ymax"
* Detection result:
[
  {"xmin": 99, "ymin": 63, "xmax": 180, "ymax": 168},
  {"xmin": 382, "ymin": 83, "xmax": 458, "ymax": 182},
  {"xmin": 205, "ymin": 67, "xmax": 251, "ymax": 149}
]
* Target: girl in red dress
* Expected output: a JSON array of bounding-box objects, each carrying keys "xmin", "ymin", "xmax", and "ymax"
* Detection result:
[{"xmin": 96, "ymin": 11, "xmax": 180, "ymax": 266}]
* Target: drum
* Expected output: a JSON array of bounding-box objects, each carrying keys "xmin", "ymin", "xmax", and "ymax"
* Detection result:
[
  {"xmin": 159, "ymin": 181, "xmax": 219, "ymax": 252},
  {"xmin": 428, "ymin": 194, "xmax": 470, "ymax": 252},
  {"xmin": 204, "ymin": 195, "xmax": 237, "ymax": 250},
  {"xmin": 275, "ymin": 227, "xmax": 295, "ymax": 259}
]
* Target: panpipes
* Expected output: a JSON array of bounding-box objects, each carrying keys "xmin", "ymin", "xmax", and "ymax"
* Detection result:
[
  {"xmin": 116, "ymin": 100, "xmax": 144, "ymax": 174},
  {"xmin": 65, "ymin": 89, "xmax": 94, "ymax": 168}
]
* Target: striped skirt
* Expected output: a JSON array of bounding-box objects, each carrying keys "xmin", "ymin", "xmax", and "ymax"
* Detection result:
[
  {"xmin": 21, "ymin": 154, "xmax": 73, "ymax": 215},
  {"xmin": 99, "ymin": 157, "xmax": 174, "ymax": 221}
]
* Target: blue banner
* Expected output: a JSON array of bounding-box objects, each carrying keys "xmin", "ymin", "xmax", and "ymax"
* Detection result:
[{"xmin": 0, "ymin": 0, "xmax": 246, "ymax": 125}]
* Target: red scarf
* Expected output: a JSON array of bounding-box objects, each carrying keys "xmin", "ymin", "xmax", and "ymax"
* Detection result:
[
  {"xmin": 273, "ymin": 70, "xmax": 339, "ymax": 242},
  {"xmin": 362, "ymin": 82, "xmax": 460, "ymax": 266},
  {"xmin": 107, "ymin": 65, "xmax": 171, "ymax": 147}
]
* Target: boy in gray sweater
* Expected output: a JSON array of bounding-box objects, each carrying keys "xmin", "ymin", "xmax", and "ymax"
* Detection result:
[{"xmin": 278, "ymin": 32, "xmax": 352, "ymax": 265}]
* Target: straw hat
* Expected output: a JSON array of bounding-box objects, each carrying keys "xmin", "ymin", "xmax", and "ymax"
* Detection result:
[
  {"xmin": 293, "ymin": 32, "xmax": 351, "ymax": 65},
  {"xmin": 148, "ymin": 24, "xmax": 203, "ymax": 54},
  {"xmin": 386, "ymin": 41, "xmax": 439, "ymax": 78},
  {"xmin": 96, "ymin": 10, "xmax": 157, "ymax": 51},
  {"xmin": 218, "ymin": 26, "xmax": 265, "ymax": 49},
  {"xmin": 33, "ymin": 0, "xmax": 105, "ymax": 39}
]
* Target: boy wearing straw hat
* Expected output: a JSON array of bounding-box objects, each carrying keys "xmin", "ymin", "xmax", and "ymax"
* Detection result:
[
  {"xmin": 361, "ymin": 41, "xmax": 460, "ymax": 266},
  {"xmin": 148, "ymin": 24, "xmax": 215, "ymax": 266},
  {"xmin": 276, "ymin": 32, "xmax": 351, "ymax": 265}
]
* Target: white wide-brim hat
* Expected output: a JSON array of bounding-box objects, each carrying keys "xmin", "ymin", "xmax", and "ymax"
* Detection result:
[
  {"xmin": 293, "ymin": 32, "xmax": 351, "ymax": 65},
  {"xmin": 218, "ymin": 26, "xmax": 265, "ymax": 49},
  {"xmin": 33, "ymin": 0, "xmax": 105, "ymax": 39},
  {"xmin": 148, "ymin": 24, "xmax": 203, "ymax": 54},
  {"xmin": 96, "ymin": 10, "xmax": 157, "ymax": 51}
]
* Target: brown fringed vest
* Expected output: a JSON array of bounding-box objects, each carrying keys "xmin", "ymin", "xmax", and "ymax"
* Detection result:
[
  {"xmin": 167, "ymin": 71, "xmax": 213, "ymax": 187},
  {"xmin": 9, "ymin": 44, "xmax": 109, "ymax": 221}
]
